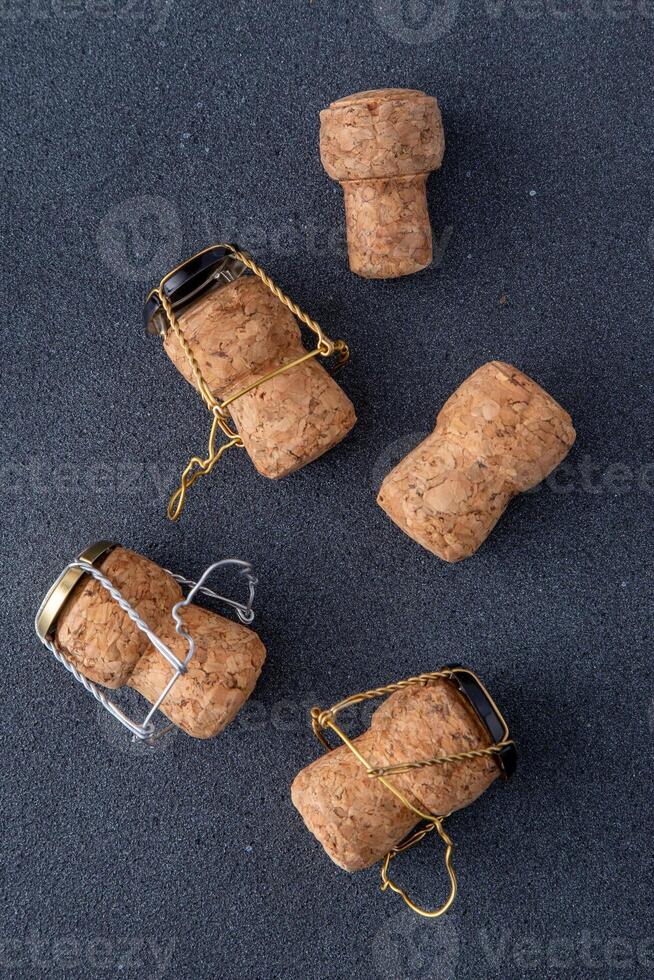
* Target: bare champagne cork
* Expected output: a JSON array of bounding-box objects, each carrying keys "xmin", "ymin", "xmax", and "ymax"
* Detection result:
[
  {"xmin": 377, "ymin": 361, "xmax": 576, "ymax": 562},
  {"xmin": 291, "ymin": 678, "xmax": 500, "ymax": 871},
  {"xmin": 320, "ymin": 88, "xmax": 445, "ymax": 279},
  {"xmin": 53, "ymin": 547, "xmax": 266, "ymax": 739},
  {"xmin": 163, "ymin": 275, "xmax": 356, "ymax": 479}
]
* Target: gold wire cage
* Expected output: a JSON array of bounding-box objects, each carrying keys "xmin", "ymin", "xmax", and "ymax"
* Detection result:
[
  {"xmin": 310, "ymin": 666, "xmax": 516, "ymax": 919},
  {"xmin": 146, "ymin": 243, "xmax": 350, "ymax": 521}
]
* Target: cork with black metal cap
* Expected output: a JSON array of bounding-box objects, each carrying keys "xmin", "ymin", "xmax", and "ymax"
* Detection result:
[
  {"xmin": 291, "ymin": 666, "xmax": 516, "ymax": 918},
  {"xmin": 145, "ymin": 244, "xmax": 356, "ymax": 519}
]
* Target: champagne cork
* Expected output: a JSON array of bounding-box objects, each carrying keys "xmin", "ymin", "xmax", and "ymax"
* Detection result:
[
  {"xmin": 53, "ymin": 547, "xmax": 266, "ymax": 739},
  {"xmin": 291, "ymin": 677, "xmax": 500, "ymax": 872},
  {"xmin": 377, "ymin": 361, "xmax": 576, "ymax": 562},
  {"xmin": 320, "ymin": 88, "xmax": 445, "ymax": 279},
  {"xmin": 163, "ymin": 275, "xmax": 356, "ymax": 479}
]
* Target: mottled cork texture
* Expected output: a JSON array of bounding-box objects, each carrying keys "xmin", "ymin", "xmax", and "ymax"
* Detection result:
[
  {"xmin": 377, "ymin": 361, "xmax": 576, "ymax": 562},
  {"xmin": 163, "ymin": 275, "xmax": 356, "ymax": 479},
  {"xmin": 54, "ymin": 547, "xmax": 266, "ymax": 739},
  {"xmin": 291, "ymin": 677, "xmax": 500, "ymax": 871},
  {"xmin": 320, "ymin": 88, "xmax": 445, "ymax": 279}
]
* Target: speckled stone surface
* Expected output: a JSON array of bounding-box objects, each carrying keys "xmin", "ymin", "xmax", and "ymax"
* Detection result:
[{"xmin": 2, "ymin": 1, "xmax": 654, "ymax": 978}]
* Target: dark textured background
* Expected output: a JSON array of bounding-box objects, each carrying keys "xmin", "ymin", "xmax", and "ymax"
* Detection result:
[{"xmin": 2, "ymin": 1, "xmax": 653, "ymax": 977}]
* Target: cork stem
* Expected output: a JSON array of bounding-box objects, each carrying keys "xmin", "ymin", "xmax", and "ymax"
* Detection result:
[{"xmin": 341, "ymin": 173, "xmax": 432, "ymax": 279}]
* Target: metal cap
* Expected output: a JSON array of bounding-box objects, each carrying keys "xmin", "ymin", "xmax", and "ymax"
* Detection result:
[
  {"xmin": 35, "ymin": 541, "xmax": 116, "ymax": 643},
  {"xmin": 444, "ymin": 664, "xmax": 517, "ymax": 779},
  {"xmin": 143, "ymin": 244, "xmax": 248, "ymax": 336}
]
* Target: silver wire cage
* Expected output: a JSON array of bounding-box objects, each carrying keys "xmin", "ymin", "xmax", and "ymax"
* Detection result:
[{"xmin": 35, "ymin": 545, "xmax": 258, "ymax": 744}]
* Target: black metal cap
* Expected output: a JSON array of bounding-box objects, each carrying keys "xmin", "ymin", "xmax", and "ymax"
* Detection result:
[
  {"xmin": 144, "ymin": 244, "xmax": 246, "ymax": 336},
  {"xmin": 444, "ymin": 664, "xmax": 517, "ymax": 779}
]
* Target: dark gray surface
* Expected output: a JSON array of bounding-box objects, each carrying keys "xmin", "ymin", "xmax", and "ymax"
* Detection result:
[{"xmin": 2, "ymin": 1, "xmax": 653, "ymax": 977}]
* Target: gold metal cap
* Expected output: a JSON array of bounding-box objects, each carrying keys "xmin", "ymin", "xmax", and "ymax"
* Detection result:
[{"xmin": 35, "ymin": 541, "xmax": 116, "ymax": 643}]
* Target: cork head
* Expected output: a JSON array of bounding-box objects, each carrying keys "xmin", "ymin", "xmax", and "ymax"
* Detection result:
[
  {"xmin": 436, "ymin": 361, "xmax": 576, "ymax": 490},
  {"xmin": 320, "ymin": 87, "xmax": 444, "ymax": 181},
  {"xmin": 53, "ymin": 546, "xmax": 183, "ymax": 688},
  {"xmin": 377, "ymin": 361, "xmax": 576, "ymax": 561},
  {"xmin": 328, "ymin": 88, "xmax": 429, "ymax": 109}
]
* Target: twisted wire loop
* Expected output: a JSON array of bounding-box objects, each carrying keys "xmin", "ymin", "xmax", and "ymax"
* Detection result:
[
  {"xmin": 154, "ymin": 243, "xmax": 350, "ymax": 521},
  {"xmin": 310, "ymin": 668, "xmax": 512, "ymax": 919},
  {"xmin": 38, "ymin": 558, "xmax": 257, "ymax": 745},
  {"xmin": 380, "ymin": 818, "xmax": 457, "ymax": 918}
]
